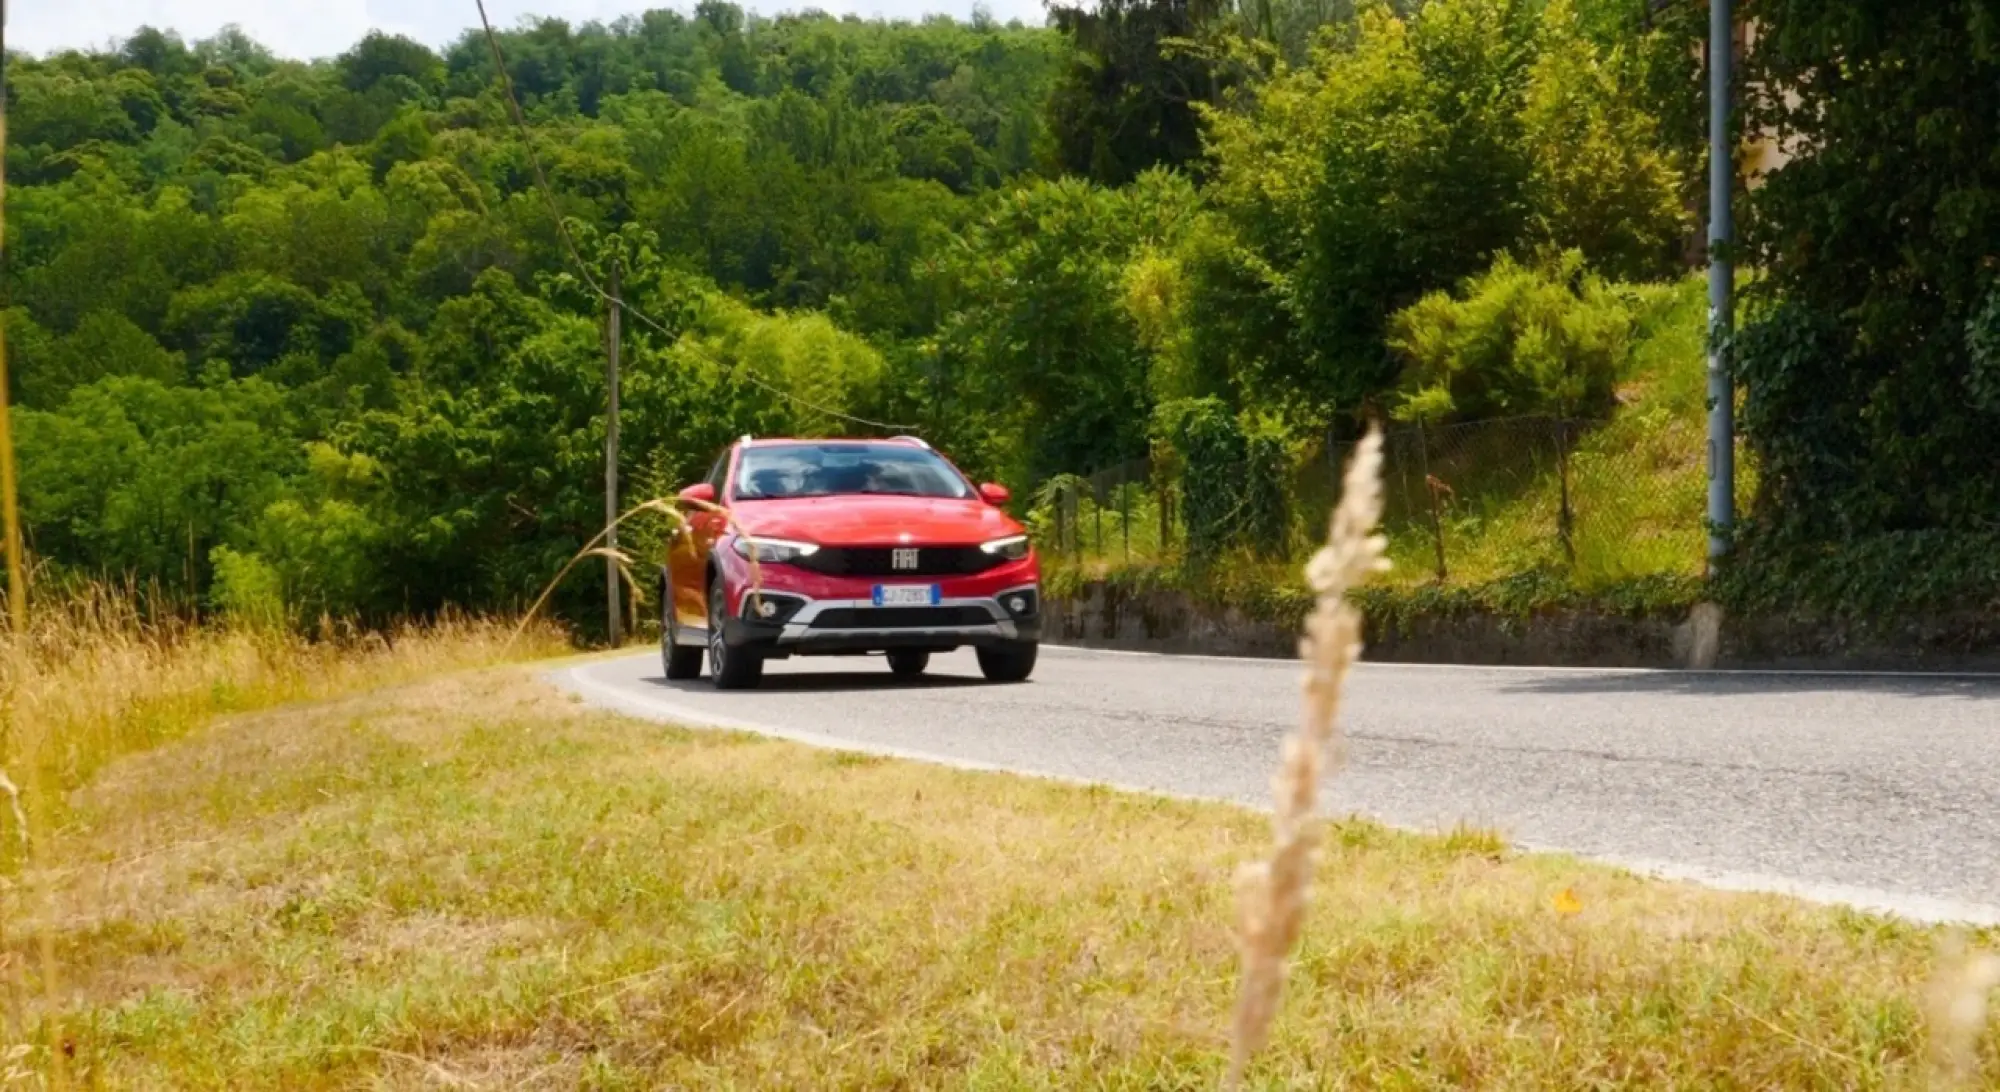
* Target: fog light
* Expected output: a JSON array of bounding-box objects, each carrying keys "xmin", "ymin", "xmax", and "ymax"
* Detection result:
[
  {"xmin": 1007, "ymin": 595, "xmax": 1026, "ymax": 614},
  {"xmin": 756, "ymin": 598, "xmax": 779, "ymax": 618}
]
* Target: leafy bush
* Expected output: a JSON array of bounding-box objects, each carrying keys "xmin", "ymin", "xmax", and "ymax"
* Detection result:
[
  {"xmin": 1196, "ymin": 0, "xmax": 1685, "ymax": 419},
  {"xmin": 208, "ymin": 546, "xmax": 286, "ymax": 629},
  {"xmin": 1736, "ymin": 1, "xmax": 2000, "ymax": 548},
  {"xmin": 1240, "ymin": 414, "xmax": 1294, "ymax": 559},
  {"xmin": 1388, "ymin": 251, "xmax": 1641, "ymax": 424},
  {"xmin": 1965, "ymin": 280, "xmax": 2000, "ymax": 415},
  {"xmin": 1519, "ymin": 0, "xmax": 1690, "ymax": 282},
  {"xmin": 1718, "ymin": 527, "xmax": 2000, "ymax": 619},
  {"xmin": 1154, "ymin": 397, "xmax": 1244, "ymax": 564}
]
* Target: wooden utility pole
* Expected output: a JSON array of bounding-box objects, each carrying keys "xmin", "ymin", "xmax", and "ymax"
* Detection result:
[
  {"xmin": 0, "ymin": 0, "xmax": 23, "ymax": 634},
  {"xmin": 604, "ymin": 254, "xmax": 623, "ymax": 646},
  {"xmin": 0, "ymin": 17, "xmax": 63, "ymax": 1092}
]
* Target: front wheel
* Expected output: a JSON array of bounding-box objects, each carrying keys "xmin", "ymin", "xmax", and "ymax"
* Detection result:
[
  {"xmin": 886, "ymin": 650, "xmax": 930, "ymax": 678},
  {"xmin": 976, "ymin": 642, "xmax": 1036, "ymax": 683},
  {"xmin": 707, "ymin": 574, "xmax": 764, "ymax": 690}
]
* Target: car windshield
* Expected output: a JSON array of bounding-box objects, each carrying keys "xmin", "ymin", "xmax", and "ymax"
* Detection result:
[{"xmin": 733, "ymin": 442, "xmax": 973, "ymax": 501}]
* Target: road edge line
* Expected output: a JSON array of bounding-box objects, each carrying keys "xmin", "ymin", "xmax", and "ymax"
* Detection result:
[
  {"xmin": 550, "ymin": 658, "xmax": 2000, "ymax": 930},
  {"xmin": 1044, "ymin": 642, "xmax": 2000, "ymax": 681}
]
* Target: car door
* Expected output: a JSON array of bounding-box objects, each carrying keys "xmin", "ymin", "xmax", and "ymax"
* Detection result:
[{"xmin": 669, "ymin": 446, "xmax": 733, "ymax": 633}]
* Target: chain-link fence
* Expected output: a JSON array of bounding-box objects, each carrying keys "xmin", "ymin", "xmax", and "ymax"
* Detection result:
[
  {"xmin": 1033, "ymin": 415, "xmax": 1730, "ymax": 585},
  {"xmin": 1026, "ymin": 458, "xmax": 1172, "ymax": 565}
]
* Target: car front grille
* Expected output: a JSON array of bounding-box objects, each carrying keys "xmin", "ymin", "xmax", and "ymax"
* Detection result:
[
  {"xmin": 792, "ymin": 546, "xmax": 999, "ymax": 578},
  {"xmin": 808, "ymin": 606, "xmax": 995, "ymax": 630}
]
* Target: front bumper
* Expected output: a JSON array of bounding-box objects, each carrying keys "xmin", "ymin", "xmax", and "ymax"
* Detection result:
[{"xmin": 716, "ymin": 554, "xmax": 1042, "ymax": 658}]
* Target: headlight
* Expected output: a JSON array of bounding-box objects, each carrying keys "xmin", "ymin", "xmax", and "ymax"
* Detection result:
[
  {"xmin": 979, "ymin": 534, "xmax": 1031, "ymax": 561},
  {"xmin": 732, "ymin": 536, "xmax": 820, "ymax": 564}
]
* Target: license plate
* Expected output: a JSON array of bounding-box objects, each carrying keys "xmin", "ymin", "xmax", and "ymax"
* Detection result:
[{"xmin": 873, "ymin": 584, "xmax": 939, "ymax": 607}]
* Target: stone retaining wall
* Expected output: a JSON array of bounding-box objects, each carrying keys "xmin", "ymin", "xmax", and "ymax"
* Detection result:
[{"xmin": 1049, "ymin": 582, "xmax": 2000, "ymax": 671}]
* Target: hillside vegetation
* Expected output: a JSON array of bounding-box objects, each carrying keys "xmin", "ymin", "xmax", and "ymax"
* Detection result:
[
  {"xmin": 10, "ymin": 0, "xmax": 2000, "ymax": 630},
  {"xmin": 0, "ymin": 0, "xmax": 1719, "ymax": 635}
]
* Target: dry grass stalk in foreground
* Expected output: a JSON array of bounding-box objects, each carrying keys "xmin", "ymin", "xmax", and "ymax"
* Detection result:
[
  {"xmin": 1930, "ymin": 930, "xmax": 2000, "ymax": 1087},
  {"xmin": 508, "ymin": 494, "xmax": 761, "ymax": 651},
  {"xmin": 1228, "ymin": 424, "xmax": 1389, "ymax": 1086}
]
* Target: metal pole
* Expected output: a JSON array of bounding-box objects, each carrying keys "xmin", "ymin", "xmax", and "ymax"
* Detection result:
[
  {"xmin": 605, "ymin": 254, "xmax": 622, "ymax": 645},
  {"xmin": 1706, "ymin": 0, "xmax": 1736, "ymax": 561}
]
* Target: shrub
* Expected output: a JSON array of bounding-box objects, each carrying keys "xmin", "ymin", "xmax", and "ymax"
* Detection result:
[
  {"xmin": 1240, "ymin": 414, "xmax": 1294, "ymax": 559},
  {"xmin": 1388, "ymin": 250, "xmax": 1640, "ymax": 424},
  {"xmin": 209, "ymin": 545, "xmax": 287, "ymax": 629},
  {"xmin": 1155, "ymin": 397, "xmax": 1245, "ymax": 564}
]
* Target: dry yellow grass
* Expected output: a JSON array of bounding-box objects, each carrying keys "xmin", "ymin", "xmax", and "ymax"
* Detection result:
[
  {"xmin": 0, "ymin": 588, "xmax": 567, "ymax": 1086},
  {"xmin": 9, "ymin": 665, "xmax": 1995, "ymax": 1089},
  {"xmin": 0, "ymin": 588, "xmax": 567, "ymax": 806}
]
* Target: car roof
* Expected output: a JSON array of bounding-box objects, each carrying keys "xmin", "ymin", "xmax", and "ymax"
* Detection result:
[{"xmin": 738, "ymin": 435, "xmax": 931, "ymax": 450}]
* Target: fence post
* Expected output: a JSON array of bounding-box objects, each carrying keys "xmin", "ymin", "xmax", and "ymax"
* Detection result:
[
  {"xmin": 1094, "ymin": 475, "xmax": 1104, "ymax": 557},
  {"xmin": 1121, "ymin": 463, "xmax": 1131, "ymax": 564},
  {"xmin": 1556, "ymin": 418, "xmax": 1577, "ymax": 566},
  {"xmin": 1417, "ymin": 423, "xmax": 1448, "ymax": 582},
  {"xmin": 1068, "ymin": 484, "xmax": 1079, "ymax": 554}
]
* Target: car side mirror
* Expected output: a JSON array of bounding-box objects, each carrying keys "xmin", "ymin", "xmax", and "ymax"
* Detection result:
[
  {"xmin": 679, "ymin": 482, "xmax": 717, "ymax": 506},
  {"xmin": 978, "ymin": 482, "xmax": 1010, "ymax": 506}
]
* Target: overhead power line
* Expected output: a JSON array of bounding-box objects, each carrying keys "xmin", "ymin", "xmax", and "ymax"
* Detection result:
[{"xmin": 470, "ymin": 0, "xmax": 913, "ymax": 434}]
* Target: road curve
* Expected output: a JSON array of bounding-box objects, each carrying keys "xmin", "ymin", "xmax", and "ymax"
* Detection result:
[{"xmin": 554, "ymin": 645, "xmax": 2000, "ymax": 926}]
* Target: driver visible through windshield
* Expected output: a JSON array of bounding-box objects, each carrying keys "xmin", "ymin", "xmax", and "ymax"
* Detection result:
[{"xmin": 733, "ymin": 442, "xmax": 974, "ymax": 501}]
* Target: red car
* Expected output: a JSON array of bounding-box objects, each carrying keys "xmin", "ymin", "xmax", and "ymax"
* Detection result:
[{"xmin": 657, "ymin": 436, "xmax": 1042, "ymax": 689}]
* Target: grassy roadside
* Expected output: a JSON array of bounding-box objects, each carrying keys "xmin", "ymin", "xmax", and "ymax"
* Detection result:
[
  {"xmin": 21, "ymin": 665, "xmax": 1994, "ymax": 1088},
  {"xmin": 0, "ymin": 590, "xmax": 569, "ymax": 805},
  {"xmin": 0, "ymin": 593, "xmax": 571, "ymax": 1084}
]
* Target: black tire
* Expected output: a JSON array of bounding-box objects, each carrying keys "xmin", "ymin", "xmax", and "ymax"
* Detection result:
[
  {"xmin": 707, "ymin": 573, "xmax": 764, "ymax": 690},
  {"xmin": 976, "ymin": 642, "xmax": 1037, "ymax": 683},
  {"xmin": 661, "ymin": 573, "xmax": 703, "ymax": 680},
  {"xmin": 886, "ymin": 650, "xmax": 930, "ymax": 678}
]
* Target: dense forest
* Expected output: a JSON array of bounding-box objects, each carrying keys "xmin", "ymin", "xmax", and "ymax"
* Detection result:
[{"xmin": 4, "ymin": 0, "xmax": 1995, "ymax": 630}]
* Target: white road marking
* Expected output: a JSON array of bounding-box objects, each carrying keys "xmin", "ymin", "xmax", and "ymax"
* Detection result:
[
  {"xmin": 1047, "ymin": 642, "xmax": 2000, "ymax": 680},
  {"xmin": 553, "ymin": 657, "xmax": 2000, "ymax": 929}
]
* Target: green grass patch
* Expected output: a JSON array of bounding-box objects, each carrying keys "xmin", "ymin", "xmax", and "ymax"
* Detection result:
[{"xmin": 1374, "ymin": 275, "xmax": 1754, "ymax": 590}]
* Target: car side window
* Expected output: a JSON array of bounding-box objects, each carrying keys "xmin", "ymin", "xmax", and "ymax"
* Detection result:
[{"xmin": 705, "ymin": 447, "xmax": 732, "ymax": 494}]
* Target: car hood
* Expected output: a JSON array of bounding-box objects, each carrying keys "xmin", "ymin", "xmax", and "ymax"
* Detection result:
[{"xmin": 730, "ymin": 495, "xmax": 1023, "ymax": 547}]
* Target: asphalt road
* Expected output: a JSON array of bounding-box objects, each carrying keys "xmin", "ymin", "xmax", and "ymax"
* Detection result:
[{"xmin": 555, "ymin": 645, "xmax": 2000, "ymax": 925}]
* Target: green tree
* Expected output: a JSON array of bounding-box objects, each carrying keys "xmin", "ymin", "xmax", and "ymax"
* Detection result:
[
  {"xmin": 1735, "ymin": 0, "xmax": 2000, "ymax": 548},
  {"xmin": 15, "ymin": 378, "xmax": 302, "ymax": 595},
  {"xmin": 1046, "ymin": 0, "xmax": 1232, "ymax": 184},
  {"xmin": 1201, "ymin": 0, "xmax": 1539, "ymax": 415},
  {"xmin": 339, "ymin": 32, "xmax": 445, "ymax": 95},
  {"xmin": 0, "ymin": 7, "xmax": 1710, "ymax": 627},
  {"xmin": 1519, "ymin": 0, "xmax": 1688, "ymax": 281},
  {"xmin": 929, "ymin": 172, "xmax": 1198, "ymax": 484}
]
